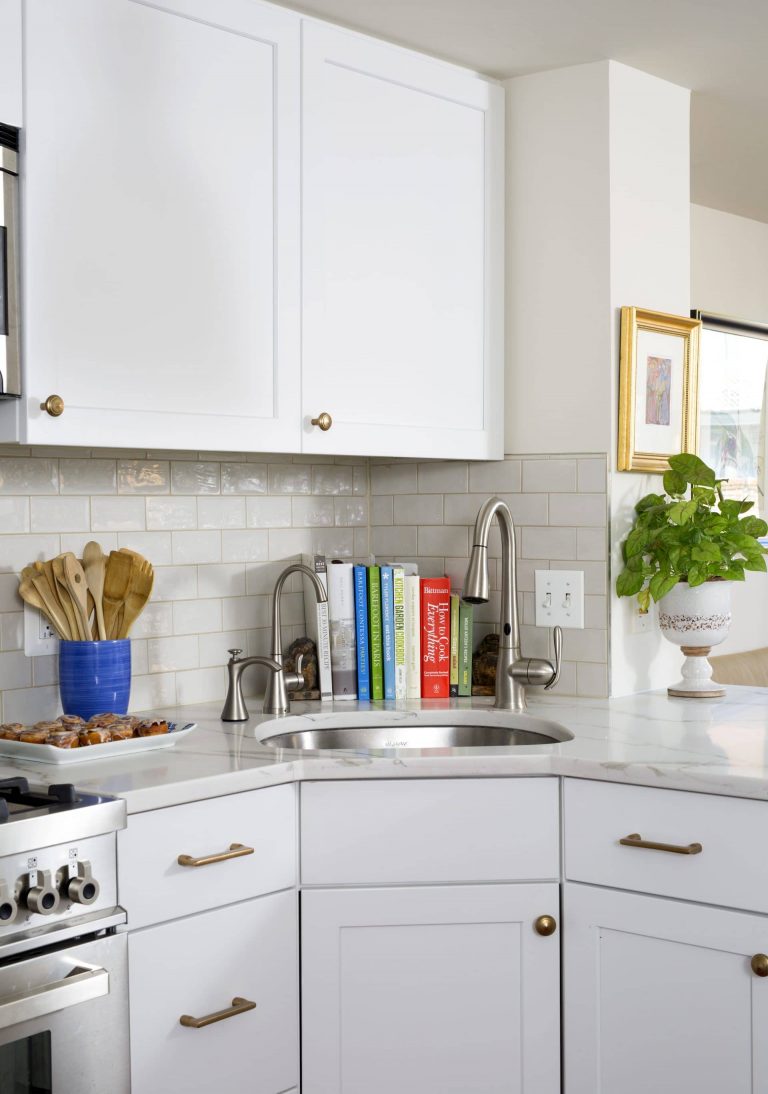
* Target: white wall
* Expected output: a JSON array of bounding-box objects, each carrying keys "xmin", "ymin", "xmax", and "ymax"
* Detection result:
[
  {"xmin": 691, "ymin": 203, "xmax": 768, "ymax": 655},
  {"xmin": 505, "ymin": 61, "xmax": 692, "ymax": 695},
  {"xmin": 607, "ymin": 64, "xmax": 691, "ymax": 696},
  {"xmin": 505, "ymin": 63, "xmax": 612, "ymax": 455}
]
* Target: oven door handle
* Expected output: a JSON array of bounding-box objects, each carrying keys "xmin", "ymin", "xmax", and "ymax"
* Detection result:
[{"xmin": 0, "ymin": 963, "xmax": 109, "ymax": 1031}]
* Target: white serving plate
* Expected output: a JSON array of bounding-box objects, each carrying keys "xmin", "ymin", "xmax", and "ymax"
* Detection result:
[{"xmin": 0, "ymin": 723, "xmax": 197, "ymax": 764}]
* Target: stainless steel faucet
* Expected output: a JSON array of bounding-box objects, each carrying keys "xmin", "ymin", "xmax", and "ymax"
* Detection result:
[
  {"xmin": 221, "ymin": 563, "xmax": 328, "ymax": 721},
  {"xmin": 462, "ymin": 496, "xmax": 562, "ymax": 712}
]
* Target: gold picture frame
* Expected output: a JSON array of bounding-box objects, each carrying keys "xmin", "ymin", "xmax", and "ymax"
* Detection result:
[{"xmin": 618, "ymin": 306, "xmax": 701, "ymax": 473}]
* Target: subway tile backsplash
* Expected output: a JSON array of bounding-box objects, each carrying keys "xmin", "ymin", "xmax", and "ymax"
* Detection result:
[{"xmin": 0, "ymin": 449, "xmax": 609, "ymax": 722}]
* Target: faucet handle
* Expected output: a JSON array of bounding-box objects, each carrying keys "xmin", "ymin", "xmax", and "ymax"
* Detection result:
[
  {"xmin": 543, "ymin": 626, "xmax": 563, "ymax": 691},
  {"xmin": 227, "ymin": 648, "xmax": 243, "ymax": 662}
]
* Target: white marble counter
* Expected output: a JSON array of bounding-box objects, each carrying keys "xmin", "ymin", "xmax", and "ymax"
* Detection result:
[{"xmin": 3, "ymin": 687, "xmax": 768, "ymax": 812}]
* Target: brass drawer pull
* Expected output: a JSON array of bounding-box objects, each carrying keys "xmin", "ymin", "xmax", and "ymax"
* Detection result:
[
  {"xmin": 751, "ymin": 954, "xmax": 768, "ymax": 978},
  {"xmin": 177, "ymin": 843, "xmax": 254, "ymax": 868},
  {"xmin": 180, "ymin": 996, "xmax": 256, "ymax": 1028},
  {"xmin": 534, "ymin": 915, "xmax": 557, "ymax": 936},
  {"xmin": 619, "ymin": 833, "xmax": 702, "ymax": 856},
  {"xmin": 40, "ymin": 394, "xmax": 65, "ymax": 417},
  {"xmin": 310, "ymin": 411, "xmax": 332, "ymax": 431}
]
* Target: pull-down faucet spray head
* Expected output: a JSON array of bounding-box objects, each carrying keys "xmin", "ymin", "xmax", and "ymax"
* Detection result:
[{"xmin": 462, "ymin": 543, "xmax": 490, "ymax": 604}]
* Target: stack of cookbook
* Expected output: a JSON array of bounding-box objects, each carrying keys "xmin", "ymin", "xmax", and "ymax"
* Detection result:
[{"xmin": 302, "ymin": 555, "xmax": 473, "ymax": 702}]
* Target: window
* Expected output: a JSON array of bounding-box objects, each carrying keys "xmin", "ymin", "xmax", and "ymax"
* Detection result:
[{"xmin": 694, "ymin": 311, "xmax": 768, "ymax": 516}]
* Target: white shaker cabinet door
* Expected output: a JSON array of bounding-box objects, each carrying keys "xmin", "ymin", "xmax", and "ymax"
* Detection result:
[
  {"xmin": 564, "ymin": 883, "xmax": 768, "ymax": 1094},
  {"xmin": 20, "ymin": 0, "xmax": 300, "ymax": 451},
  {"xmin": 302, "ymin": 883, "xmax": 561, "ymax": 1094},
  {"xmin": 129, "ymin": 890, "xmax": 298, "ymax": 1094},
  {"xmin": 301, "ymin": 21, "xmax": 504, "ymax": 460}
]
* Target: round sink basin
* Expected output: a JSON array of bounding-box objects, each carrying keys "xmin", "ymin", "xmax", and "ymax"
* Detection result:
[{"xmin": 260, "ymin": 716, "xmax": 573, "ymax": 751}]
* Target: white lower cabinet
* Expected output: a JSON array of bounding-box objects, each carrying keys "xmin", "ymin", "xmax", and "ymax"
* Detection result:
[
  {"xmin": 128, "ymin": 889, "xmax": 298, "ymax": 1094},
  {"xmin": 301, "ymin": 882, "xmax": 561, "ymax": 1094},
  {"xmin": 563, "ymin": 882, "xmax": 768, "ymax": 1093}
]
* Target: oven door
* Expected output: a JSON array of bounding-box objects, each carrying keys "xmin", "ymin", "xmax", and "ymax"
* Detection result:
[
  {"xmin": 0, "ymin": 933, "xmax": 128, "ymax": 1094},
  {"xmin": 0, "ymin": 142, "xmax": 21, "ymax": 399}
]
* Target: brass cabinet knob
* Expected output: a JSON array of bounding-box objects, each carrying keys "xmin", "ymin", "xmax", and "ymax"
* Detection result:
[
  {"xmin": 40, "ymin": 394, "xmax": 65, "ymax": 417},
  {"xmin": 311, "ymin": 412, "xmax": 333, "ymax": 431},
  {"xmin": 751, "ymin": 954, "xmax": 768, "ymax": 977},
  {"xmin": 534, "ymin": 914, "xmax": 557, "ymax": 937}
]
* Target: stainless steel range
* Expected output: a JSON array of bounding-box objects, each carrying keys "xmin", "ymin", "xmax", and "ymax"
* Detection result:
[{"xmin": 0, "ymin": 777, "xmax": 129, "ymax": 1094}]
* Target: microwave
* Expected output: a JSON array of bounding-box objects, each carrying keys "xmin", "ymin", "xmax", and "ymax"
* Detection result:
[{"xmin": 0, "ymin": 123, "xmax": 20, "ymax": 399}]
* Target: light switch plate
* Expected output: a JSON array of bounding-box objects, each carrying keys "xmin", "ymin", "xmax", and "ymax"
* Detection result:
[{"xmin": 534, "ymin": 570, "xmax": 584, "ymax": 629}]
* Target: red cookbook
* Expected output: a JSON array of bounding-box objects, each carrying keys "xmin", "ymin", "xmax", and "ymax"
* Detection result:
[{"xmin": 420, "ymin": 577, "xmax": 451, "ymax": 698}]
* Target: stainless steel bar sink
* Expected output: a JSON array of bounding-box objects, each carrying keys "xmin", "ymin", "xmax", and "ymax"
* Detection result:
[{"xmin": 259, "ymin": 716, "xmax": 573, "ymax": 751}]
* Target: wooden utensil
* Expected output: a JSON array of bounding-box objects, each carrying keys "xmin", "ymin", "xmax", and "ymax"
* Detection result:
[
  {"xmin": 103, "ymin": 550, "xmax": 134, "ymax": 639},
  {"xmin": 118, "ymin": 560, "xmax": 154, "ymax": 637},
  {"xmin": 82, "ymin": 541, "xmax": 107, "ymax": 640},
  {"xmin": 62, "ymin": 554, "xmax": 92, "ymax": 641},
  {"xmin": 18, "ymin": 575, "xmax": 71, "ymax": 639},
  {"xmin": 51, "ymin": 555, "xmax": 82, "ymax": 639}
]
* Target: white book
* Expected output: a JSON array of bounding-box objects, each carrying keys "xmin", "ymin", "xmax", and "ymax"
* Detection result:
[
  {"xmin": 404, "ymin": 574, "xmax": 421, "ymax": 699},
  {"xmin": 301, "ymin": 554, "xmax": 332, "ymax": 700},
  {"xmin": 392, "ymin": 566, "xmax": 407, "ymax": 700},
  {"xmin": 326, "ymin": 560, "xmax": 357, "ymax": 700}
]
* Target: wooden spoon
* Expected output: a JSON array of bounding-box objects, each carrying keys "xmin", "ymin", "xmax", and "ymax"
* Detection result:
[
  {"xmin": 82, "ymin": 541, "xmax": 107, "ymax": 640},
  {"xmin": 103, "ymin": 551, "xmax": 134, "ymax": 639},
  {"xmin": 119, "ymin": 561, "xmax": 154, "ymax": 637},
  {"xmin": 62, "ymin": 554, "xmax": 92, "ymax": 641},
  {"xmin": 18, "ymin": 575, "xmax": 70, "ymax": 639},
  {"xmin": 52, "ymin": 555, "xmax": 82, "ymax": 639}
]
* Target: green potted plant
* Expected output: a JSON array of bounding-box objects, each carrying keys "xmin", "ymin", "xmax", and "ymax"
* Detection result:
[{"xmin": 616, "ymin": 453, "xmax": 768, "ymax": 697}]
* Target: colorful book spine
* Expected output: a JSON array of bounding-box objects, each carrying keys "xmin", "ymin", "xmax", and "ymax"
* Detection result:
[
  {"xmin": 392, "ymin": 566, "xmax": 406, "ymax": 700},
  {"xmin": 405, "ymin": 575, "xmax": 421, "ymax": 699},
  {"xmin": 301, "ymin": 553, "xmax": 332, "ymax": 700},
  {"xmin": 327, "ymin": 560, "xmax": 357, "ymax": 700},
  {"xmin": 381, "ymin": 566, "xmax": 395, "ymax": 700},
  {"xmin": 353, "ymin": 565, "xmax": 370, "ymax": 701},
  {"xmin": 449, "ymin": 594, "xmax": 460, "ymax": 697},
  {"xmin": 458, "ymin": 601, "xmax": 473, "ymax": 696},
  {"xmin": 368, "ymin": 565, "xmax": 384, "ymax": 701},
  {"xmin": 420, "ymin": 577, "xmax": 451, "ymax": 698}
]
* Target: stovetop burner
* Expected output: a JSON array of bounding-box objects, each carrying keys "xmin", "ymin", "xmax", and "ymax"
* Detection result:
[{"xmin": 0, "ymin": 778, "xmax": 80, "ymax": 823}]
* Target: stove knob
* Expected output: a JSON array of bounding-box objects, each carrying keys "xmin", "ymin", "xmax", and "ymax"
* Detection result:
[
  {"xmin": 65, "ymin": 861, "xmax": 100, "ymax": 906},
  {"xmin": 26, "ymin": 871, "xmax": 60, "ymax": 916},
  {"xmin": 0, "ymin": 881, "xmax": 18, "ymax": 923}
]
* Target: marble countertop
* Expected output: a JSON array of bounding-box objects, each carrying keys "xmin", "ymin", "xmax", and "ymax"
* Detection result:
[{"xmin": 3, "ymin": 686, "xmax": 768, "ymax": 812}]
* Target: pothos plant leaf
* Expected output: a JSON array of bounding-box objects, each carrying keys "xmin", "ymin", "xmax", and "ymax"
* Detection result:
[{"xmin": 615, "ymin": 454, "xmax": 768, "ymax": 607}]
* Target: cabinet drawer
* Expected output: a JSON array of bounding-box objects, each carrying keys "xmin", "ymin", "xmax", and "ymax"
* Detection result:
[
  {"xmin": 564, "ymin": 778, "xmax": 768, "ymax": 913},
  {"xmin": 301, "ymin": 778, "xmax": 559, "ymax": 885},
  {"xmin": 119, "ymin": 785, "xmax": 296, "ymax": 929},
  {"xmin": 129, "ymin": 890, "xmax": 298, "ymax": 1094}
]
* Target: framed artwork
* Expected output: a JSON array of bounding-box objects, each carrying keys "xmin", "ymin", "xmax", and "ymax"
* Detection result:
[{"xmin": 618, "ymin": 306, "xmax": 701, "ymax": 473}]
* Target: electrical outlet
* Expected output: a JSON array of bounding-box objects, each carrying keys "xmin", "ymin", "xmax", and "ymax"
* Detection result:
[
  {"xmin": 24, "ymin": 602, "xmax": 59, "ymax": 657},
  {"xmin": 534, "ymin": 570, "xmax": 585, "ymax": 628}
]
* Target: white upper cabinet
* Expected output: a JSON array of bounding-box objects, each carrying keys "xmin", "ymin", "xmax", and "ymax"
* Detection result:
[
  {"xmin": 301, "ymin": 21, "xmax": 504, "ymax": 459},
  {"xmin": 0, "ymin": 0, "xmax": 22, "ymax": 124},
  {"xmin": 17, "ymin": 0, "xmax": 301, "ymax": 451},
  {"xmin": 5, "ymin": 1, "xmax": 503, "ymax": 457}
]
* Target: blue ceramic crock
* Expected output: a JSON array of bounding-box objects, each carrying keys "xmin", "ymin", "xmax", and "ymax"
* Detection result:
[{"xmin": 59, "ymin": 640, "xmax": 131, "ymax": 720}]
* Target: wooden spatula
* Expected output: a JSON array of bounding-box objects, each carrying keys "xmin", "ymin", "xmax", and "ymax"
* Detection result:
[
  {"xmin": 18, "ymin": 574, "xmax": 71, "ymax": 638},
  {"xmin": 62, "ymin": 554, "xmax": 92, "ymax": 641},
  {"xmin": 118, "ymin": 560, "xmax": 154, "ymax": 637},
  {"xmin": 52, "ymin": 555, "xmax": 83, "ymax": 639},
  {"xmin": 103, "ymin": 550, "xmax": 134, "ymax": 639},
  {"xmin": 82, "ymin": 541, "xmax": 107, "ymax": 640}
]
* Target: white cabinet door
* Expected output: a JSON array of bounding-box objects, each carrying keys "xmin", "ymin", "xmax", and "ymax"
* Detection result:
[
  {"xmin": 0, "ymin": 0, "xmax": 22, "ymax": 124},
  {"xmin": 301, "ymin": 21, "xmax": 504, "ymax": 460},
  {"xmin": 564, "ymin": 882, "xmax": 768, "ymax": 1094},
  {"xmin": 302, "ymin": 883, "xmax": 560, "ymax": 1094},
  {"xmin": 129, "ymin": 889, "xmax": 298, "ymax": 1094},
  {"xmin": 20, "ymin": 0, "xmax": 300, "ymax": 451}
]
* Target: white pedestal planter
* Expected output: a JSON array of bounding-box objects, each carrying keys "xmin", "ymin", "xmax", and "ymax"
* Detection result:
[{"xmin": 658, "ymin": 581, "xmax": 732, "ymax": 698}]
